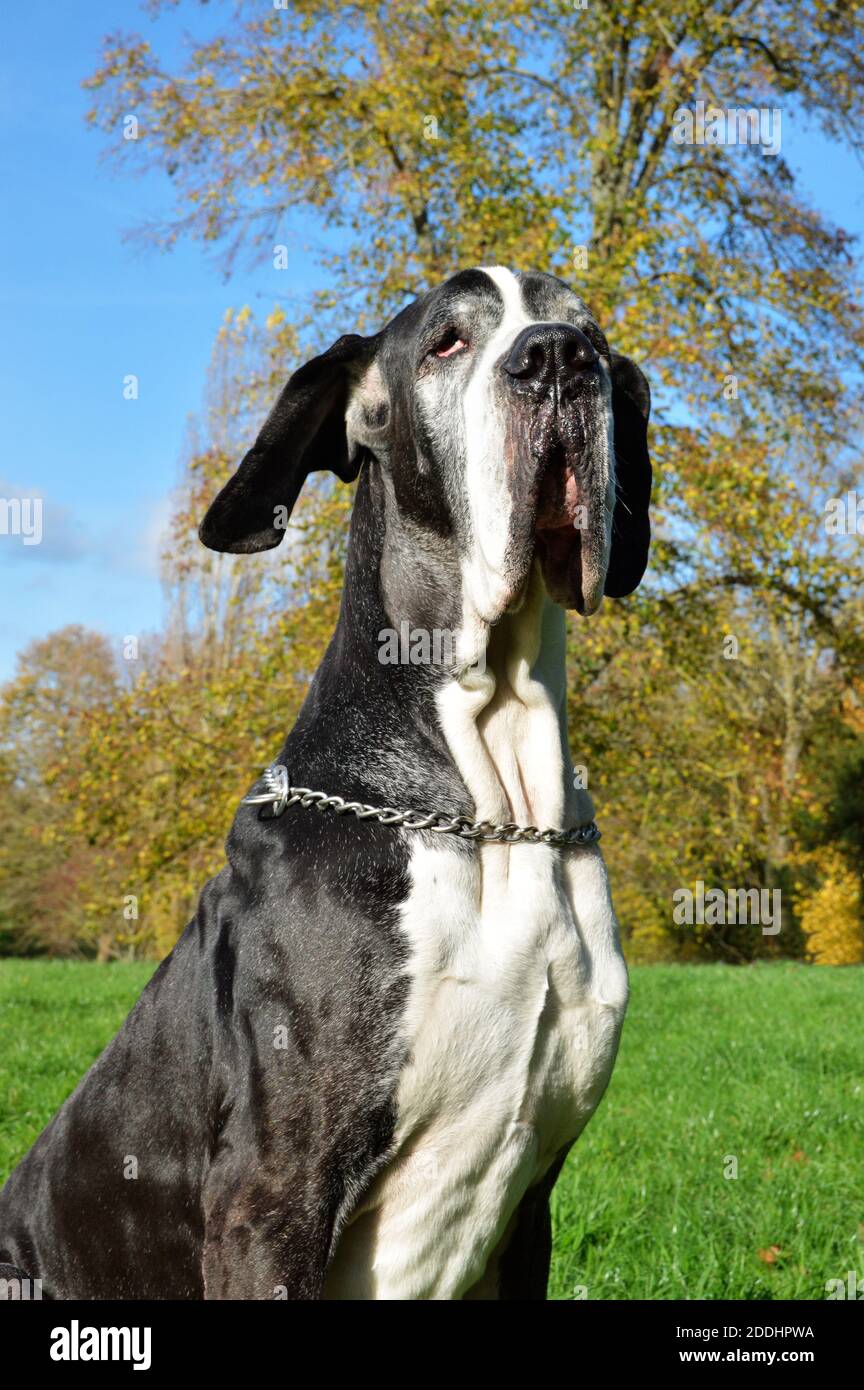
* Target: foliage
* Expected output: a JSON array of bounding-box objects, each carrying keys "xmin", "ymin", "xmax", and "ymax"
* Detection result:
[
  {"xmin": 797, "ymin": 849, "xmax": 864, "ymax": 964},
  {"xmin": 2, "ymin": 1, "xmax": 864, "ymax": 956},
  {"xmin": 0, "ymin": 630, "xmax": 120, "ymax": 956}
]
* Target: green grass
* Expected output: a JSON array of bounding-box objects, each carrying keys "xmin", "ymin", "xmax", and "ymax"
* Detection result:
[
  {"xmin": 0, "ymin": 959, "xmax": 156, "ymax": 1181},
  {"xmin": 2, "ymin": 960, "xmax": 862, "ymax": 1299},
  {"xmin": 549, "ymin": 963, "xmax": 864, "ymax": 1299}
]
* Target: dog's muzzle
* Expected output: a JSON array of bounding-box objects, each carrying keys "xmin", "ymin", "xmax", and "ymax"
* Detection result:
[
  {"xmin": 501, "ymin": 322, "xmax": 598, "ymax": 396},
  {"xmin": 499, "ymin": 322, "xmax": 608, "ymax": 615}
]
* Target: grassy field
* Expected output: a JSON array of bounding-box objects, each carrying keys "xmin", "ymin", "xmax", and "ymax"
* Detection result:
[{"xmin": 1, "ymin": 959, "xmax": 862, "ymax": 1299}]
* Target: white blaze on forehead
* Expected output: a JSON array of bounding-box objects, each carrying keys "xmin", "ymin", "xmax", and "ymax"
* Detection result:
[
  {"xmin": 461, "ymin": 267, "xmax": 537, "ymax": 624},
  {"xmin": 476, "ymin": 264, "xmax": 526, "ymax": 321}
]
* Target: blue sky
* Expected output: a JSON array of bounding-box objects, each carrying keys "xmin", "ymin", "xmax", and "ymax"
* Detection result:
[{"xmin": 1, "ymin": 2, "xmax": 862, "ymax": 681}]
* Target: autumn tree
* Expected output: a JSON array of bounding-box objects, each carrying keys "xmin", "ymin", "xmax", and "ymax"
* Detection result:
[
  {"xmin": 15, "ymin": 0, "xmax": 855, "ymax": 960},
  {"xmin": 0, "ymin": 628, "xmax": 119, "ymax": 954},
  {"xmin": 40, "ymin": 308, "xmax": 353, "ymax": 956}
]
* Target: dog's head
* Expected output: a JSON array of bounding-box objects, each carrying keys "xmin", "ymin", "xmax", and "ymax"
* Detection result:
[{"xmin": 200, "ymin": 267, "xmax": 651, "ymax": 621}]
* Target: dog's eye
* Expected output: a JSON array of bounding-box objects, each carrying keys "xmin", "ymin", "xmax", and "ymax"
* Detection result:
[{"xmin": 431, "ymin": 330, "xmax": 468, "ymax": 359}]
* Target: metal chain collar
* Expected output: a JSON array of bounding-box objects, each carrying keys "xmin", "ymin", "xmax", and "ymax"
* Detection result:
[{"xmin": 242, "ymin": 764, "xmax": 601, "ymax": 848}]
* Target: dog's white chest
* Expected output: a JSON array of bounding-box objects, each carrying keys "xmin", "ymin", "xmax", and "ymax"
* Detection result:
[{"xmin": 325, "ymin": 839, "xmax": 628, "ymax": 1300}]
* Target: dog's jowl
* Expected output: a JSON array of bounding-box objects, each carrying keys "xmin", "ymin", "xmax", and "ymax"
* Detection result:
[{"xmin": 0, "ymin": 267, "xmax": 651, "ymax": 1300}]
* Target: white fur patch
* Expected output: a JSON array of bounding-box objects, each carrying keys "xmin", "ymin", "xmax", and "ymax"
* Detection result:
[
  {"xmin": 461, "ymin": 266, "xmax": 537, "ymax": 624},
  {"xmin": 324, "ymin": 564, "xmax": 628, "ymax": 1300}
]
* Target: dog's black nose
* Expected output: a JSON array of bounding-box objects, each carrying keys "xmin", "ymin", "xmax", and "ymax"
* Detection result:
[{"xmin": 502, "ymin": 322, "xmax": 597, "ymax": 384}]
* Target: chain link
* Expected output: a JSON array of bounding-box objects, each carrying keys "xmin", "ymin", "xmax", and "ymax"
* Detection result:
[{"xmin": 242, "ymin": 764, "xmax": 600, "ymax": 848}]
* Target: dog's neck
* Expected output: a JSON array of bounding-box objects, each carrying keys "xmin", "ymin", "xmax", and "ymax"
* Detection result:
[
  {"xmin": 435, "ymin": 563, "xmax": 590, "ymax": 832},
  {"xmin": 314, "ymin": 466, "xmax": 588, "ymax": 829}
]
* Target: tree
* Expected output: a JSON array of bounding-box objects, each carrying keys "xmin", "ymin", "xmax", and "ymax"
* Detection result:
[
  {"xmin": 0, "ymin": 628, "xmax": 119, "ymax": 954},
  {"xmin": 40, "ymin": 308, "xmax": 351, "ymax": 957},
  {"xmin": 13, "ymin": 0, "xmax": 852, "ymax": 962},
  {"xmin": 797, "ymin": 849, "xmax": 863, "ymax": 964}
]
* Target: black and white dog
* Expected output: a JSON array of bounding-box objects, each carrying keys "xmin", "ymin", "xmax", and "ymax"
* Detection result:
[{"xmin": 0, "ymin": 267, "xmax": 651, "ymax": 1300}]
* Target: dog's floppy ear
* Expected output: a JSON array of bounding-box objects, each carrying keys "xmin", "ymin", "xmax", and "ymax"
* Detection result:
[
  {"xmin": 604, "ymin": 352, "xmax": 652, "ymax": 598},
  {"xmin": 199, "ymin": 332, "xmax": 378, "ymax": 554}
]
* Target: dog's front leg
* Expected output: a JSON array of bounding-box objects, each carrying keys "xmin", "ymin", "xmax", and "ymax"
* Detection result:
[
  {"xmin": 462, "ymin": 1150, "xmax": 570, "ymax": 1301},
  {"xmin": 202, "ymin": 1170, "xmax": 337, "ymax": 1300}
]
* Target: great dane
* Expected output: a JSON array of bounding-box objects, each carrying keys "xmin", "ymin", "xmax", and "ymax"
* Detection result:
[{"xmin": 0, "ymin": 266, "xmax": 651, "ymax": 1300}]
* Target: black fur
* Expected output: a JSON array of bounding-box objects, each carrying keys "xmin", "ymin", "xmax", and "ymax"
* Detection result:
[{"xmin": 604, "ymin": 352, "xmax": 652, "ymax": 598}]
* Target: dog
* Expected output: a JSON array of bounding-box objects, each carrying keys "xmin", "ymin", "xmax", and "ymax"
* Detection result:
[{"xmin": 0, "ymin": 266, "xmax": 651, "ymax": 1300}]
